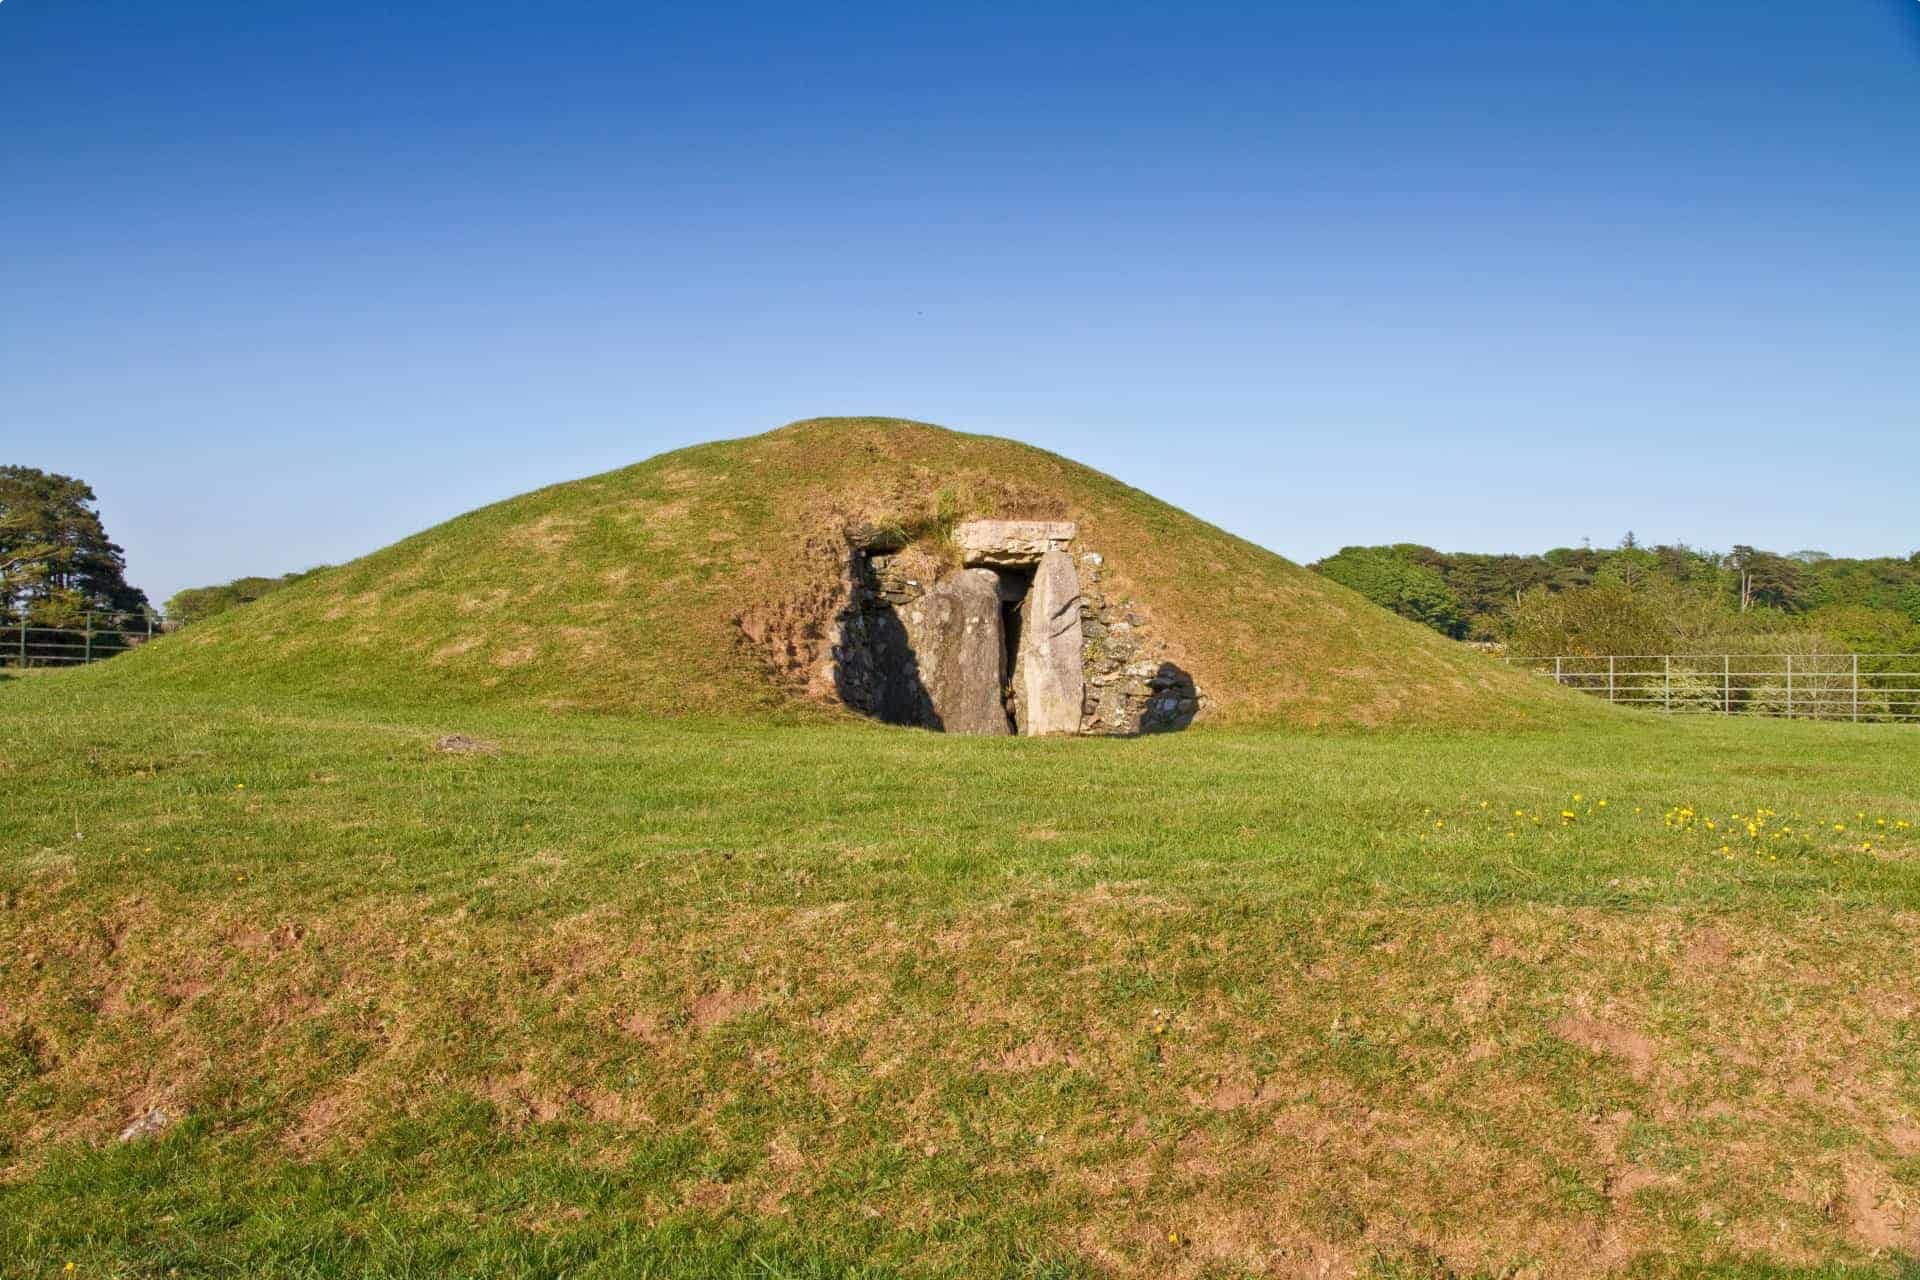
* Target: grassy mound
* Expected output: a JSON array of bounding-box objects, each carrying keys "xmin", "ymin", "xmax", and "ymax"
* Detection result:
[{"xmin": 100, "ymin": 417, "xmax": 1588, "ymax": 729}]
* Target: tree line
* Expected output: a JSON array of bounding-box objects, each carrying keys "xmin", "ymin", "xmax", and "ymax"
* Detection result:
[
  {"xmin": 3, "ymin": 465, "xmax": 333, "ymax": 634},
  {"xmin": 1310, "ymin": 538, "xmax": 1920, "ymax": 657}
]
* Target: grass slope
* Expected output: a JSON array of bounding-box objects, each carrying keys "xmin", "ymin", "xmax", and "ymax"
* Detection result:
[
  {"xmin": 101, "ymin": 417, "xmax": 1590, "ymax": 729},
  {"xmin": 4, "ymin": 673, "xmax": 1920, "ymax": 1277}
]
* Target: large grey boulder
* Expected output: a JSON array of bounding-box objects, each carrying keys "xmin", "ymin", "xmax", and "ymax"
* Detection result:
[
  {"xmin": 901, "ymin": 568, "xmax": 1009, "ymax": 735},
  {"xmin": 1012, "ymin": 550, "xmax": 1085, "ymax": 736}
]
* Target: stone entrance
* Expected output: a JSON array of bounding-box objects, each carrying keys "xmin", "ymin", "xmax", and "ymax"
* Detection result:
[
  {"xmin": 822, "ymin": 518, "xmax": 1204, "ymax": 736},
  {"xmin": 849, "ymin": 521, "xmax": 1083, "ymax": 736}
]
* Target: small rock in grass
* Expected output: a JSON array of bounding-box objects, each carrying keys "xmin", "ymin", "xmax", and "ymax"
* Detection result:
[
  {"xmin": 119, "ymin": 1107, "xmax": 174, "ymax": 1142},
  {"xmin": 432, "ymin": 734, "xmax": 499, "ymax": 755}
]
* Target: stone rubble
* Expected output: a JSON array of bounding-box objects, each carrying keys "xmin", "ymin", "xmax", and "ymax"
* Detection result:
[{"xmin": 1074, "ymin": 551, "xmax": 1202, "ymax": 735}]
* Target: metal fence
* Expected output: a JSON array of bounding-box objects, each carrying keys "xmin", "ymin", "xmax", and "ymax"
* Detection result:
[
  {"xmin": 1510, "ymin": 653, "xmax": 1920, "ymax": 722},
  {"xmin": 10, "ymin": 616, "xmax": 1920, "ymax": 725},
  {"xmin": 0, "ymin": 613, "xmax": 168, "ymax": 668}
]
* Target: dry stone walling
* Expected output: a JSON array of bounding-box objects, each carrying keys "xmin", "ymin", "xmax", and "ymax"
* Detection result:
[{"xmin": 829, "ymin": 519, "xmax": 1204, "ymax": 736}]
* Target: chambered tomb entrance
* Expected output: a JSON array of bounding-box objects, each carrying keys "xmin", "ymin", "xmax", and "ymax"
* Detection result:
[{"xmin": 829, "ymin": 520, "xmax": 1203, "ymax": 736}]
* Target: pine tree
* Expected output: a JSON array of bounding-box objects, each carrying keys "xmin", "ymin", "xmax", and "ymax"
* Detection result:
[{"xmin": 0, "ymin": 466, "xmax": 149, "ymax": 623}]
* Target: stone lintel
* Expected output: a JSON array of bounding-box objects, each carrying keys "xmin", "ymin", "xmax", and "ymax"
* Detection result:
[{"xmin": 953, "ymin": 520, "xmax": 1077, "ymax": 567}]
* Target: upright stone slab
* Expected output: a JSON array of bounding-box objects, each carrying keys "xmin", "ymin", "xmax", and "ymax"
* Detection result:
[
  {"xmin": 901, "ymin": 568, "xmax": 1009, "ymax": 735},
  {"xmin": 1014, "ymin": 550, "xmax": 1085, "ymax": 736}
]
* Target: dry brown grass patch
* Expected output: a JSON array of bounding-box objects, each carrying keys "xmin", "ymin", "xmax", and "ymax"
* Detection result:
[{"xmin": 1551, "ymin": 1010, "xmax": 1661, "ymax": 1081}]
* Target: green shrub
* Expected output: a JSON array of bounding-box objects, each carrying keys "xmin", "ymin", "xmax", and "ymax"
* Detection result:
[
  {"xmin": 165, "ymin": 569, "xmax": 328, "ymax": 625},
  {"xmin": 1314, "ymin": 546, "xmax": 1465, "ymax": 637}
]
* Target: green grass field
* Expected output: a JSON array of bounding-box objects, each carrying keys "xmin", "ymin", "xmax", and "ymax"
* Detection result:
[{"xmin": 5, "ymin": 669, "xmax": 1920, "ymax": 1278}]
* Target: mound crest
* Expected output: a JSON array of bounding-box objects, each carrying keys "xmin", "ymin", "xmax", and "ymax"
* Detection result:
[{"xmin": 108, "ymin": 418, "xmax": 1582, "ymax": 729}]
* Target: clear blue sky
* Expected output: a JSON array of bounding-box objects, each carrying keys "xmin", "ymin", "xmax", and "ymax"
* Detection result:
[{"xmin": 4, "ymin": 0, "xmax": 1916, "ymax": 605}]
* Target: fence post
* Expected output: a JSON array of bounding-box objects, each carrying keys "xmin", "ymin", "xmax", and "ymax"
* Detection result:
[
  {"xmin": 147, "ymin": 611, "xmax": 154, "ymax": 642},
  {"xmin": 1554, "ymin": 656, "xmax": 1562, "ymax": 685},
  {"xmin": 1664, "ymin": 655, "xmax": 1672, "ymax": 714},
  {"xmin": 16, "ymin": 609, "xmax": 24, "ymax": 668},
  {"xmin": 1607, "ymin": 655, "xmax": 1616, "ymax": 704},
  {"xmin": 1723, "ymin": 655, "xmax": 1731, "ymax": 715},
  {"xmin": 1786, "ymin": 654, "xmax": 1794, "ymax": 719},
  {"xmin": 84, "ymin": 613, "xmax": 93, "ymax": 664},
  {"xmin": 1853, "ymin": 654, "xmax": 1860, "ymax": 723}
]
